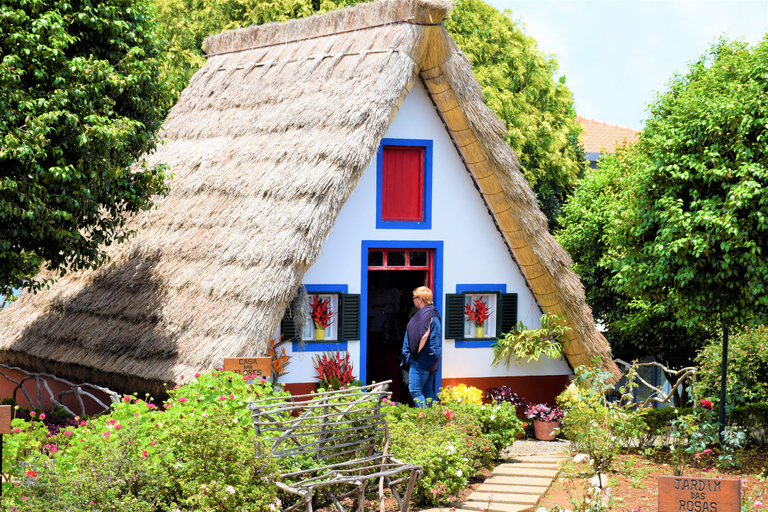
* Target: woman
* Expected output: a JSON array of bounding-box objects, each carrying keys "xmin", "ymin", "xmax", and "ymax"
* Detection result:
[{"xmin": 401, "ymin": 286, "xmax": 441, "ymax": 407}]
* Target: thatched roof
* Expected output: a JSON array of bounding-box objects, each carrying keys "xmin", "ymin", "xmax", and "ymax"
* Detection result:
[{"xmin": 0, "ymin": 0, "xmax": 619, "ymax": 396}]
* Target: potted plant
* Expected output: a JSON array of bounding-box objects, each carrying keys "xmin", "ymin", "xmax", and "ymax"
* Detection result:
[
  {"xmin": 465, "ymin": 297, "xmax": 492, "ymax": 338},
  {"xmin": 525, "ymin": 403, "xmax": 564, "ymax": 441},
  {"xmin": 310, "ymin": 296, "xmax": 333, "ymax": 340}
]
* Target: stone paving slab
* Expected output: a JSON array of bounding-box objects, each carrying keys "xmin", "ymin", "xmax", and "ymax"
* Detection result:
[
  {"xmin": 506, "ymin": 455, "xmax": 568, "ymax": 463},
  {"xmin": 477, "ymin": 483, "xmax": 550, "ymax": 494},
  {"xmin": 484, "ymin": 475, "xmax": 552, "ymax": 486},
  {"xmin": 491, "ymin": 467, "xmax": 559, "ymax": 478},
  {"xmin": 455, "ymin": 501, "xmax": 532, "ymax": 512},
  {"xmin": 465, "ymin": 492, "xmax": 539, "ymax": 504},
  {"xmin": 499, "ymin": 462, "xmax": 561, "ymax": 469}
]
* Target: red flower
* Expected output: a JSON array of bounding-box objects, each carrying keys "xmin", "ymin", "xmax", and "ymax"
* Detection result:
[
  {"xmin": 701, "ymin": 400, "xmax": 714, "ymax": 410},
  {"xmin": 26, "ymin": 470, "xmax": 37, "ymax": 478},
  {"xmin": 310, "ymin": 296, "xmax": 334, "ymax": 329},
  {"xmin": 465, "ymin": 298, "xmax": 492, "ymax": 326}
]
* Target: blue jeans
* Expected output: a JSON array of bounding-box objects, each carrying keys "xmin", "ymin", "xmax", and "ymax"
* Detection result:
[{"xmin": 409, "ymin": 364, "xmax": 437, "ymax": 408}]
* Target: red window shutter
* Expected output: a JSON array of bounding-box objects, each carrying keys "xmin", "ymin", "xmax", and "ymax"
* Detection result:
[{"xmin": 381, "ymin": 146, "xmax": 424, "ymax": 221}]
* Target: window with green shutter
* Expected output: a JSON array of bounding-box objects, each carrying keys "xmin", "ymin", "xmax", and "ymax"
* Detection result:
[
  {"xmin": 445, "ymin": 284, "xmax": 517, "ymax": 348},
  {"xmin": 280, "ymin": 285, "xmax": 360, "ymax": 352}
]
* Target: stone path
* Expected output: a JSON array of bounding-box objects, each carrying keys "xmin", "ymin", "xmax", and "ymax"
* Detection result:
[{"xmin": 420, "ymin": 440, "xmax": 571, "ymax": 512}]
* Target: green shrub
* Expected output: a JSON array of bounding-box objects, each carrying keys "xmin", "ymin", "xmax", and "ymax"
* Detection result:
[
  {"xmin": 635, "ymin": 407, "xmax": 692, "ymax": 447},
  {"xmin": 696, "ymin": 326, "xmax": 768, "ymax": 407},
  {"xmin": 557, "ymin": 364, "xmax": 646, "ymax": 473},
  {"xmin": 386, "ymin": 403, "xmax": 494, "ymax": 506},
  {"xmin": 451, "ymin": 401, "xmax": 522, "ymax": 453},
  {"xmin": 2, "ymin": 370, "xmax": 284, "ymax": 511},
  {"xmin": 730, "ymin": 402, "xmax": 768, "ymax": 446}
]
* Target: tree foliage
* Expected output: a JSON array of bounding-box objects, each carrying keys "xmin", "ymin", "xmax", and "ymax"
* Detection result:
[
  {"xmin": 614, "ymin": 37, "xmax": 768, "ymax": 331},
  {"xmin": 557, "ymin": 147, "xmax": 708, "ymax": 371},
  {"xmin": 444, "ymin": 0, "xmax": 585, "ymax": 227},
  {"xmin": 152, "ymin": 0, "xmax": 585, "ymax": 227},
  {"xmin": 559, "ymin": 36, "xmax": 768, "ymax": 375},
  {"xmin": 0, "ymin": 0, "xmax": 172, "ymax": 296}
]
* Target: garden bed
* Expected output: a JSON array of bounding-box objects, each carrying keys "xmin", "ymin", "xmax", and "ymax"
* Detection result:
[{"xmin": 538, "ymin": 449, "xmax": 768, "ymax": 511}]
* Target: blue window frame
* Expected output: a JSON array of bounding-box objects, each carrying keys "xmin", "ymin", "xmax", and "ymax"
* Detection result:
[
  {"xmin": 454, "ymin": 284, "xmax": 507, "ymax": 348},
  {"xmin": 292, "ymin": 284, "xmax": 349, "ymax": 352},
  {"xmin": 376, "ymin": 138, "xmax": 433, "ymax": 230}
]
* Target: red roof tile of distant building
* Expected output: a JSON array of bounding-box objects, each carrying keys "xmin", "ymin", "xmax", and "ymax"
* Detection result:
[{"xmin": 576, "ymin": 116, "xmax": 640, "ymax": 154}]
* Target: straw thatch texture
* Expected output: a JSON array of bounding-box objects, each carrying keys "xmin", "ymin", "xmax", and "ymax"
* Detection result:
[{"xmin": 0, "ymin": 0, "xmax": 617, "ymax": 395}]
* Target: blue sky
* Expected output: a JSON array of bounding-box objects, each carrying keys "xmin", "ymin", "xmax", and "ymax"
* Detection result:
[{"xmin": 488, "ymin": 0, "xmax": 768, "ymax": 130}]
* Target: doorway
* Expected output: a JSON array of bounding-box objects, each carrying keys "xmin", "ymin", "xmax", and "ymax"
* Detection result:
[{"xmin": 365, "ymin": 249, "xmax": 432, "ymax": 404}]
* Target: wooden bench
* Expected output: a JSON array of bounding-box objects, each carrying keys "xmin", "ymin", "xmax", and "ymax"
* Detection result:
[{"xmin": 248, "ymin": 381, "xmax": 421, "ymax": 512}]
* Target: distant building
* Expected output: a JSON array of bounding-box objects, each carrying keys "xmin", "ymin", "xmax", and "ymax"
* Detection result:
[{"xmin": 576, "ymin": 116, "xmax": 640, "ymax": 168}]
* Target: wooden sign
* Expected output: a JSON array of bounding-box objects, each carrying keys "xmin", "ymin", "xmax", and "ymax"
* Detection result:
[
  {"xmin": 0, "ymin": 405, "xmax": 12, "ymax": 435},
  {"xmin": 223, "ymin": 357, "xmax": 271, "ymax": 378},
  {"xmin": 659, "ymin": 475, "xmax": 740, "ymax": 512}
]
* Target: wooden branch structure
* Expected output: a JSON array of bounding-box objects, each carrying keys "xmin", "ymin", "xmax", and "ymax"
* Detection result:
[
  {"xmin": 0, "ymin": 363, "xmax": 120, "ymax": 417},
  {"xmin": 614, "ymin": 358, "xmax": 698, "ymax": 408},
  {"xmin": 249, "ymin": 381, "xmax": 421, "ymax": 512}
]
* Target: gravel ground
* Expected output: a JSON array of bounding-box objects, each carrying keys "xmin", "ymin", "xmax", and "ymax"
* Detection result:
[{"xmin": 502, "ymin": 439, "xmax": 571, "ymax": 456}]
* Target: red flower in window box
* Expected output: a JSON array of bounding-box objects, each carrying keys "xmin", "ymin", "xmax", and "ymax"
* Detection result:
[
  {"xmin": 310, "ymin": 296, "xmax": 334, "ymax": 330},
  {"xmin": 465, "ymin": 298, "xmax": 492, "ymax": 327}
]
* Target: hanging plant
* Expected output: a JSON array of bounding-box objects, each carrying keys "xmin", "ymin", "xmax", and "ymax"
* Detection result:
[
  {"xmin": 310, "ymin": 296, "xmax": 334, "ymax": 330},
  {"xmin": 492, "ymin": 313, "xmax": 571, "ymax": 366},
  {"xmin": 465, "ymin": 297, "xmax": 492, "ymax": 327}
]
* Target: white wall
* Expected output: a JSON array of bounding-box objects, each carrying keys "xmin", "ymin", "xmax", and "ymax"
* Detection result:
[{"xmin": 284, "ymin": 80, "xmax": 571, "ymax": 383}]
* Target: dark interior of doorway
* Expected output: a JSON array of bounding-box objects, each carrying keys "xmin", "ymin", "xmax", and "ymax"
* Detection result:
[{"xmin": 366, "ymin": 269, "xmax": 426, "ymax": 405}]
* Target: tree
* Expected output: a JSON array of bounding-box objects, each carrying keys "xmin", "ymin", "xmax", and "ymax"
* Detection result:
[
  {"xmin": 0, "ymin": 0, "xmax": 172, "ymax": 297},
  {"xmin": 152, "ymin": 0, "xmax": 585, "ymax": 228},
  {"xmin": 443, "ymin": 0, "xmax": 585, "ymax": 228},
  {"xmin": 557, "ymin": 146, "xmax": 709, "ymax": 398},
  {"xmin": 607, "ymin": 37, "xmax": 768, "ymax": 419},
  {"xmin": 614, "ymin": 37, "xmax": 768, "ymax": 332}
]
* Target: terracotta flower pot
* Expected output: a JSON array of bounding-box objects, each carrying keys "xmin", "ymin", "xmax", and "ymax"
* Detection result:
[{"xmin": 533, "ymin": 419, "xmax": 559, "ymax": 441}]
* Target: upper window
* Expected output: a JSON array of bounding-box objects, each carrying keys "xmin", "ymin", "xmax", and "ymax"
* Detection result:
[{"xmin": 376, "ymin": 139, "xmax": 433, "ymax": 230}]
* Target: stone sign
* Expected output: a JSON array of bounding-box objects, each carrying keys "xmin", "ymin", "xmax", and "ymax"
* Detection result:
[
  {"xmin": 223, "ymin": 357, "xmax": 272, "ymax": 378},
  {"xmin": 659, "ymin": 475, "xmax": 740, "ymax": 512}
]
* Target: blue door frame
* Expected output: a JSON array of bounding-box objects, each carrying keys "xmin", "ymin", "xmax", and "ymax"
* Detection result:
[{"xmin": 359, "ymin": 240, "xmax": 444, "ymax": 392}]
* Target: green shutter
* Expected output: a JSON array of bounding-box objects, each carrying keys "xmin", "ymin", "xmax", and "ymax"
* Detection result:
[
  {"xmin": 339, "ymin": 294, "xmax": 360, "ymax": 341},
  {"xmin": 497, "ymin": 293, "xmax": 518, "ymax": 335},
  {"xmin": 445, "ymin": 293, "xmax": 465, "ymax": 340},
  {"xmin": 280, "ymin": 306, "xmax": 300, "ymax": 343}
]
